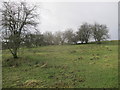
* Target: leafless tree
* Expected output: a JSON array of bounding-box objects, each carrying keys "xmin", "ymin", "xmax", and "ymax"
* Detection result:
[
  {"xmin": 53, "ymin": 31, "xmax": 67, "ymax": 45},
  {"xmin": 91, "ymin": 23, "xmax": 109, "ymax": 44},
  {"xmin": 77, "ymin": 23, "xmax": 91, "ymax": 43},
  {"xmin": 0, "ymin": 2, "xmax": 39, "ymax": 58},
  {"xmin": 64, "ymin": 29, "xmax": 75, "ymax": 44},
  {"xmin": 43, "ymin": 31, "xmax": 54, "ymax": 45},
  {"xmin": 71, "ymin": 33, "xmax": 79, "ymax": 44},
  {"xmin": 53, "ymin": 31, "xmax": 62, "ymax": 45}
]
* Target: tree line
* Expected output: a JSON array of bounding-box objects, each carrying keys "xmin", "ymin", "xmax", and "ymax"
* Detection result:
[
  {"xmin": 0, "ymin": 2, "xmax": 109, "ymax": 58},
  {"xmin": 19, "ymin": 22, "xmax": 109, "ymax": 47}
]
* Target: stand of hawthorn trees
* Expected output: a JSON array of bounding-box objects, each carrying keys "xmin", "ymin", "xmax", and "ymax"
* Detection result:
[{"xmin": 21, "ymin": 22, "xmax": 109, "ymax": 48}]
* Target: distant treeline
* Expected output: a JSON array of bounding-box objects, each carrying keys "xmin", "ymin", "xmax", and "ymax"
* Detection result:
[{"xmin": 2, "ymin": 22, "xmax": 109, "ymax": 49}]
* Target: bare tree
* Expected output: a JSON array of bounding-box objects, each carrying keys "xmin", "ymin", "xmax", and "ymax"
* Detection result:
[
  {"xmin": 71, "ymin": 33, "xmax": 79, "ymax": 44},
  {"xmin": 64, "ymin": 29, "xmax": 75, "ymax": 44},
  {"xmin": 60, "ymin": 32, "xmax": 66, "ymax": 45},
  {"xmin": 77, "ymin": 23, "xmax": 91, "ymax": 44},
  {"xmin": 91, "ymin": 23, "xmax": 109, "ymax": 44},
  {"xmin": 53, "ymin": 31, "xmax": 67, "ymax": 45},
  {"xmin": 43, "ymin": 31, "xmax": 54, "ymax": 45},
  {"xmin": 0, "ymin": 2, "xmax": 39, "ymax": 58},
  {"xmin": 53, "ymin": 31, "xmax": 62, "ymax": 45}
]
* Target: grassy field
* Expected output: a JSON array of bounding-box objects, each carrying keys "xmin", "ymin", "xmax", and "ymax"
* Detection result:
[{"xmin": 2, "ymin": 41, "xmax": 118, "ymax": 88}]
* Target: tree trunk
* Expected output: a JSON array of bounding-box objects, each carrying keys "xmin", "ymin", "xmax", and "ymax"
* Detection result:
[
  {"xmin": 85, "ymin": 40, "xmax": 88, "ymax": 44},
  {"xmin": 13, "ymin": 46, "xmax": 18, "ymax": 59},
  {"xmin": 7, "ymin": 44, "xmax": 18, "ymax": 59},
  {"xmin": 13, "ymin": 53, "xmax": 18, "ymax": 59}
]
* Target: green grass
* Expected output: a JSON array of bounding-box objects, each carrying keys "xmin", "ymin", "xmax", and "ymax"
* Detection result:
[{"xmin": 2, "ymin": 41, "xmax": 118, "ymax": 88}]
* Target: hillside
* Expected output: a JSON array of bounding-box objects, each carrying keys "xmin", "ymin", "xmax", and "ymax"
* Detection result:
[{"xmin": 2, "ymin": 40, "xmax": 118, "ymax": 88}]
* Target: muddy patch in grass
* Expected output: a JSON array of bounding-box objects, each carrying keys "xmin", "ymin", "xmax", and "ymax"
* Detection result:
[
  {"xmin": 22, "ymin": 80, "xmax": 43, "ymax": 88},
  {"xmin": 50, "ymin": 81, "xmax": 72, "ymax": 88},
  {"xmin": 90, "ymin": 54, "xmax": 100, "ymax": 60}
]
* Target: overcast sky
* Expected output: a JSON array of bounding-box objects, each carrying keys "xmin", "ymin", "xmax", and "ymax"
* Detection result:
[
  {"xmin": 39, "ymin": 2, "xmax": 118, "ymax": 40},
  {"xmin": 0, "ymin": 1, "xmax": 118, "ymax": 40}
]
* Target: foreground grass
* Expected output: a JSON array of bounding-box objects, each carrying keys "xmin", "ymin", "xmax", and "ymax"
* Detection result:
[{"xmin": 2, "ymin": 41, "xmax": 118, "ymax": 88}]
